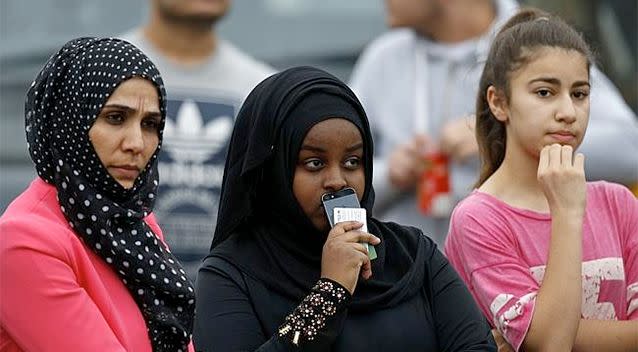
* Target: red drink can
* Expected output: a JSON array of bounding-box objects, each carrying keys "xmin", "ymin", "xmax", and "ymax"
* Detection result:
[{"xmin": 417, "ymin": 152, "xmax": 452, "ymax": 216}]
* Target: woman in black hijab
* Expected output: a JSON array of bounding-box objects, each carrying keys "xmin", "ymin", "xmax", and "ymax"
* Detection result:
[
  {"xmin": 193, "ymin": 67, "xmax": 494, "ymax": 351},
  {"xmin": 0, "ymin": 37, "xmax": 194, "ymax": 351}
]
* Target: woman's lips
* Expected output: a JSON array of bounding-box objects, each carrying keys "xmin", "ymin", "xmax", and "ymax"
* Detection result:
[
  {"xmin": 109, "ymin": 165, "xmax": 140, "ymax": 180},
  {"xmin": 548, "ymin": 132, "xmax": 575, "ymax": 143}
]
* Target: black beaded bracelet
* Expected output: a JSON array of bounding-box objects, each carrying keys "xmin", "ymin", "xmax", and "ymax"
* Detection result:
[{"xmin": 278, "ymin": 278, "xmax": 351, "ymax": 346}]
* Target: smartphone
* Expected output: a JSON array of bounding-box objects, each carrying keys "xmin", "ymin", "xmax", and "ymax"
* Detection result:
[
  {"xmin": 322, "ymin": 188, "xmax": 377, "ymax": 260},
  {"xmin": 321, "ymin": 188, "xmax": 361, "ymax": 227}
]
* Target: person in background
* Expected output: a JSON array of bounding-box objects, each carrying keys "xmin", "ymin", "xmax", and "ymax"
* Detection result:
[
  {"xmin": 0, "ymin": 37, "xmax": 195, "ymax": 352},
  {"xmin": 121, "ymin": 0, "xmax": 275, "ymax": 280},
  {"xmin": 193, "ymin": 66, "xmax": 495, "ymax": 351},
  {"xmin": 445, "ymin": 9, "xmax": 637, "ymax": 351},
  {"xmin": 349, "ymin": 0, "xmax": 638, "ymax": 246}
]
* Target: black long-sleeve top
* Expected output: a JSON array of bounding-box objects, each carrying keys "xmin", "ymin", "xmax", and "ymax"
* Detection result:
[{"xmin": 193, "ymin": 240, "xmax": 496, "ymax": 352}]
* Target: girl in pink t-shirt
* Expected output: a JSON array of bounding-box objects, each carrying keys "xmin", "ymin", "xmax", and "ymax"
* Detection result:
[{"xmin": 445, "ymin": 8, "xmax": 638, "ymax": 352}]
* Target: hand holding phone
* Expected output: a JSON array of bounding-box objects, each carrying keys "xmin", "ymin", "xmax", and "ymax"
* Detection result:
[{"xmin": 321, "ymin": 220, "xmax": 380, "ymax": 294}]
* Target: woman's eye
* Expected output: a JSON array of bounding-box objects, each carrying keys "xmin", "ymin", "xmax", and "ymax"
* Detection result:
[
  {"xmin": 572, "ymin": 90, "xmax": 589, "ymax": 99},
  {"xmin": 344, "ymin": 157, "xmax": 361, "ymax": 169},
  {"xmin": 142, "ymin": 118, "xmax": 160, "ymax": 131},
  {"xmin": 535, "ymin": 89, "xmax": 552, "ymax": 98},
  {"xmin": 104, "ymin": 112, "xmax": 125, "ymax": 124},
  {"xmin": 304, "ymin": 159, "xmax": 324, "ymax": 170}
]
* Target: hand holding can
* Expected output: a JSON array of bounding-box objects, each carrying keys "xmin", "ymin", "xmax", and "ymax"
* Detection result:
[{"xmin": 417, "ymin": 151, "xmax": 452, "ymax": 217}]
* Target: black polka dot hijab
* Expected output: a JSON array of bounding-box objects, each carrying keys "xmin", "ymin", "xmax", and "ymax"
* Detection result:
[{"xmin": 25, "ymin": 37, "xmax": 194, "ymax": 351}]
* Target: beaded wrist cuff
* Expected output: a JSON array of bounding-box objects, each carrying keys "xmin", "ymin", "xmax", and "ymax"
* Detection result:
[{"xmin": 278, "ymin": 278, "xmax": 351, "ymax": 346}]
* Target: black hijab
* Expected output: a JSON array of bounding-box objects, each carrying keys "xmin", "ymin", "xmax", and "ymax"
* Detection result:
[
  {"xmin": 209, "ymin": 66, "xmax": 426, "ymax": 312},
  {"xmin": 25, "ymin": 37, "xmax": 194, "ymax": 351}
]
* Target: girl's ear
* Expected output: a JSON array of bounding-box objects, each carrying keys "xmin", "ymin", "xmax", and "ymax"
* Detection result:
[{"xmin": 486, "ymin": 86, "xmax": 509, "ymax": 122}]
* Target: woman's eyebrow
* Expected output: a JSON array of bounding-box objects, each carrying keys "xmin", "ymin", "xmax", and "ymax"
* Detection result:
[
  {"xmin": 300, "ymin": 142, "xmax": 363, "ymax": 153},
  {"xmin": 527, "ymin": 77, "xmax": 590, "ymax": 88},
  {"xmin": 101, "ymin": 103, "xmax": 161, "ymax": 119},
  {"xmin": 346, "ymin": 142, "xmax": 363, "ymax": 153},
  {"xmin": 528, "ymin": 77, "xmax": 561, "ymax": 85},
  {"xmin": 572, "ymin": 80, "xmax": 590, "ymax": 88},
  {"xmin": 102, "ymin": 103, "xmax": 134, "ymax": 110},
  {"xmin": 300, "ymin": 144, "xmax": 326, "ymax": 153}
]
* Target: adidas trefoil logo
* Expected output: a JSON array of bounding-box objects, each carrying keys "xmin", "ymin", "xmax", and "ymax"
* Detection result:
[{"xmin": 163, "ymin": 99, "xmax": 233, "ymax": 163}]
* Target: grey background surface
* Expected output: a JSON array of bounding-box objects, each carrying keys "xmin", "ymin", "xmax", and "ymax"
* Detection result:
[{"xmin": 1, "ymin": 0, "xmax": 636, "ymax": 212}]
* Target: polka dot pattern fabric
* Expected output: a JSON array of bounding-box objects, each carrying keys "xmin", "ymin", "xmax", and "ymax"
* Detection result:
[{"xmin": 25, "ymin": 37, "xmax": 194, "ymax": 351}]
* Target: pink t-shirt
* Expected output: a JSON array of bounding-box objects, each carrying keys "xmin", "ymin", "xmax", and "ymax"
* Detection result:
[
  {"xmin": 0, "ymin": 178, "xmax": 194, "ymax": 352},
  {"xmin": 445, "ymin": 181, "xmax": 638, "ymax": 351}
]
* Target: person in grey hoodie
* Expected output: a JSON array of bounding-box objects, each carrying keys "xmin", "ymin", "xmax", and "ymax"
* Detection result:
[{"xmin": 349, "ymin": 0, "xmax": 638, "ymax": 246}]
